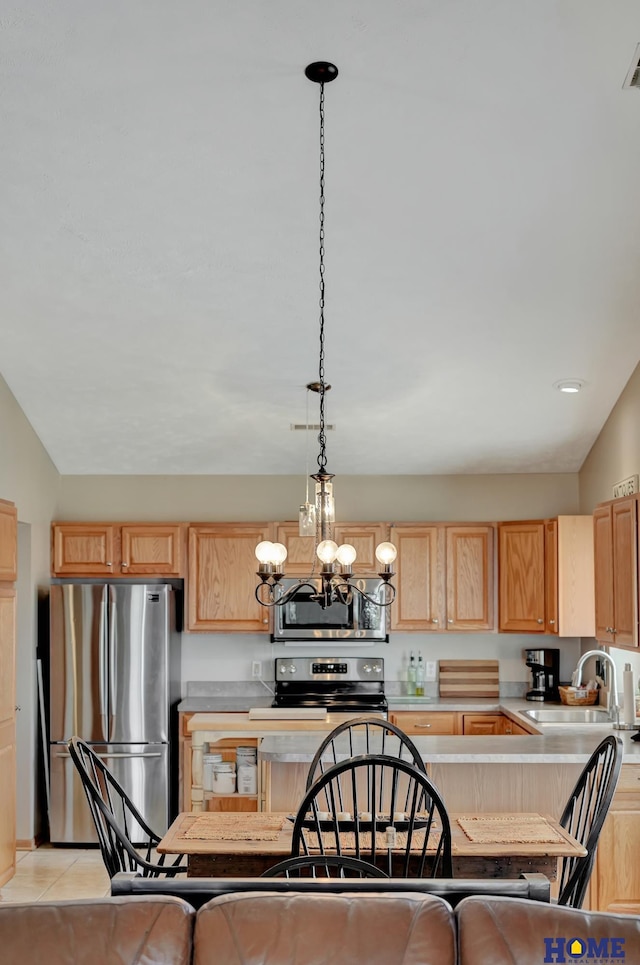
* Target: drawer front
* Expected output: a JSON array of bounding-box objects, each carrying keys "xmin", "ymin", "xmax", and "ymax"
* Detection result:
[{"xmin": 391, "ymin": 712, "xmax": 456, "ymax": 735}]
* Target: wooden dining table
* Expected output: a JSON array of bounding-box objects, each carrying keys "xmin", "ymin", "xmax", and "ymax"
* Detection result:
[{"xmin": 157, "ymin": 810, "xmax": 587, "ymax": 880}]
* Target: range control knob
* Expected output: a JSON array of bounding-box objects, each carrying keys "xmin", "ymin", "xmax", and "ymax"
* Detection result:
[
  {"xmin": 372, "ymin": 663, "xmax": 382, "ymax": 674},
  {"xmin": 288, "ymin": 664, "xmax": 297, "ymax": 673},
  {"xmin": 363, "ymin": 664, "xmax": 372, "ymax": 673}
]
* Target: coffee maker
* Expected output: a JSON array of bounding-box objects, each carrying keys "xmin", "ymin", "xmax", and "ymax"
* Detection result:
[{"xmin": 524, "ymin": 648, "xmax": 560, "ymax": 702}]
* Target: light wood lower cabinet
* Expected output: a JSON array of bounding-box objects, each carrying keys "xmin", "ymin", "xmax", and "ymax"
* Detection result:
[
  {"xmin": 591, "ymin": 764, "xmax": 640, "ymax": 913},
  {"xmin": 461, "ymin": 714, "xmax": 504, "ymax": 735},
  {"xmin": 390, "ymin": 711, "xmax": 457, "ymax": 735}
]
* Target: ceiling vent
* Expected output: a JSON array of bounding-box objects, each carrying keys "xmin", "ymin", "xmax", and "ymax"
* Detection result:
[
  {"xmin": 290, "ymin": 424, "xmax": 335, "ymax": 431},
  {"xmin": 622, "ymin": 43, "xmax": 640, "ymax": 89}
]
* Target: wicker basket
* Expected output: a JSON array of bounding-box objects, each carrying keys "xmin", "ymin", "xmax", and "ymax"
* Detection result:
[{"xmin": 558, "ymin": 685, "xmax": 599, "ymax": 706}]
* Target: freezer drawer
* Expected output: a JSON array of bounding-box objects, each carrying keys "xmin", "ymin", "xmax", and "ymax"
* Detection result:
[{"xmin": 49, "ymin": 743, "xmax": 169, "ymax": 845}]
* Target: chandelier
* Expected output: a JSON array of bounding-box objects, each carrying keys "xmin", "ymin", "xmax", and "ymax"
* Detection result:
[{"xmin": 255, "ymin": 61, "xmax": 397, "ymax": 610}]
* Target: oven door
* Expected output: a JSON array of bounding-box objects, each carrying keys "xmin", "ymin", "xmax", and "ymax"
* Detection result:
[{"xmin": 271, "ymin": 579, "xmax": 388, "ymax": 643}]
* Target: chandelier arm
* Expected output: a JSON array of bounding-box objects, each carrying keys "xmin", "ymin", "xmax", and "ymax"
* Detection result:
[
  {"xmin": 331, "ymin": 581, "xmax": 397, "ymax": 608},
  {"xmin": 254, "ymin": 579, "xmax": 324, "ymax": 608}
]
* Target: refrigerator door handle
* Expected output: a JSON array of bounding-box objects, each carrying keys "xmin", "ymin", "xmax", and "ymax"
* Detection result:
[
  {"xmin": 99, "ymin": 594, "xmax": 109, "ymax": 739},
  {"xmin": 53, "ymin": 750, "xmax": 164, "ymax": 760},
  {"xmin": 108, "ymin": 589, "xmax": 116, "ymax": 740}
]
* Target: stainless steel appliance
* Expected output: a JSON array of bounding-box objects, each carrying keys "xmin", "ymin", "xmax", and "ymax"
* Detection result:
[
  {"xmin": 271, "ymin": 579, "xmax": 389, "ymax": 644},
  {"xmin": 272, "ymin": 657, "xmax": 387, "ymax": 714},
  {"xmin": 524, "ymin": 647, "xmax": 560, "ymax": 702},
  {"xmin": 48, "ymin": 582, "xmax": 181, "ymax": 844}
]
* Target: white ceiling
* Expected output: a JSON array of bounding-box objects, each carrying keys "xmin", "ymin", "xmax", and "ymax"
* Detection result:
[{"xmin": 2, "ymin": 2, "xmax": 640, "ymax": 476}]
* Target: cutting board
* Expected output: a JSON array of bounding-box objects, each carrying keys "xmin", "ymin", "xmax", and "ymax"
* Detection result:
[
  {"xmin": 248, "ymin": 707, "xmax": 327, "ymax": 720},
  {"xmin": 438, "ymin": 660, "xmax": 499, "ymax": 698}
]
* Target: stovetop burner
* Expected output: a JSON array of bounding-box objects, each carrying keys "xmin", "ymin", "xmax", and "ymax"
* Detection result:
[{"xmin": 272, "ymin": 656, "xmax": 387, "ymax": 713}]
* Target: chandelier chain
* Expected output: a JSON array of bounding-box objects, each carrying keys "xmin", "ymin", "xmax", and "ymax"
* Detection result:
[{"xmin": 317, "ymin": 80, "xmax": 327, "ymax": 475}]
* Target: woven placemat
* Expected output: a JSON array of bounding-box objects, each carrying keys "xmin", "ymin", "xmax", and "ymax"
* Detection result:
[
  {"xmin": 303, "ymin": 828, "xmax": 440, "ymax": 853},
  {"xmin": 182, "ymin": 812, "xmax": 287, "ymax": 841},
  {"xmin": 457, "ymin": 813, "xmax": 564, "ymax": 844}
]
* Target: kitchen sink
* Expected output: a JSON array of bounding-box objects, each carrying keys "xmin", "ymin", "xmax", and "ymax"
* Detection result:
[{"xmin": 523, "ymin": 707, "xmax": 610, "ymax": 724}]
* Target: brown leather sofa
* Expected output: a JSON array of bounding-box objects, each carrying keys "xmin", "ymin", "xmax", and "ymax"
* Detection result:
[{"xmin": 1, "ymin": 891, "xmax": 638, "ymax": 965}]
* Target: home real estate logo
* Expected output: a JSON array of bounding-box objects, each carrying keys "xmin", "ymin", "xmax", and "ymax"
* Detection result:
[{"xmin": 543, "ymin": 934, "xmax": 625, "ymax": 963}]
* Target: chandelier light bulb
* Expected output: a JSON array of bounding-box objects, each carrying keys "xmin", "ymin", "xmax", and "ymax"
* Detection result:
[
  {"xmin": 375, "ymin": 542, "xmax": 398, "ymax": 565},
  {"xmin": 336, "ymin": 543, "xmax": 357, "ymax": 566},
  {"xmin": 270, "ymin": 543, "xmax": 288, "ymax": 566},
  {"xmin": 255, "ymin": 541, "xmax": 275, "ymax": 564},
  {"xmin": 316, "ymin": 539, "xmax": 339, "ymax": 564}
]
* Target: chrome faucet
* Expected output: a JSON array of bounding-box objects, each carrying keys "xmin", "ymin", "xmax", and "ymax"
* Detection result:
[{"xmin": 571, "ymin": 650, "xmax": 621, "ymax": 728}]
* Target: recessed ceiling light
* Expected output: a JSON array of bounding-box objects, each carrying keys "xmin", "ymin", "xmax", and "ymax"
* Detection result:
[{"xmin": 553, "ymin": 379, "xmax": 585, "ymax": 394}]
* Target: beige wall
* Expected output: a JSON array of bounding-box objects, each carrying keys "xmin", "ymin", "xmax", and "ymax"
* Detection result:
[
  {"xmin": 56, "ymin": 472, "xmax": 580, "ymax": 522},
  {"xmin": 579, "ymin": 361, "xmax": 640, "ymax": 512}
]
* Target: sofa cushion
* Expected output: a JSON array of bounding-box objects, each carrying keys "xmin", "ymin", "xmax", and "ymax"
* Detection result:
[
  {"xmin": 0, "ymin": 895, "xmax": 194, "ymax": 965},
  {"xmin": 457, "ymin": 895, "xmax": 640, "ymax": 965},
  {"xmin": 194, "ymin": 891, "xmax": 456, "ymax": 965}
]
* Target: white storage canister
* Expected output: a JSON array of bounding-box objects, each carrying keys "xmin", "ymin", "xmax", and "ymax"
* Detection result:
[
  {"xmin": 237, "ymin": 763, "xmax": 258, "ymax": 795},
  {"xmin": 236, "ymin": 745, "xmax": 257, "ymax": 761},
  {"xmin": 212, "ymin": 761, "xmax": 236, "ymax": 795},
  {"xmin": 202, "ymin": 753, "xmax": 223, "ymax": 792}
]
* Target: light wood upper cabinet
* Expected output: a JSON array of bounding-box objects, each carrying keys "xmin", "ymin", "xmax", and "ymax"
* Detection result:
[
  {"xmin": 389, "ymin": 525, "xmax": 444, "ymax": 631},
  {"xmin": 274, "ymin": 521, "xmax": 389, "ymax": 577},
  {"xmin": 593, "ymin": 498, "xmax": 638, "ymax": 649},
  {"xmin": 51, "ymin": 522, "xmax": 185, "ymax": 577},
  {"xmin": 390, "ymin": 524, "xmax": 495, "ymax": 632},
  {"xmin": 120, "ymin": 524, "xmax": 183, "ymax": 576},
  {"xmin": 445, "ymin": 525, "xmax": 495, "ymax": 631},
  {"xmin": 498, "ymin": 521, "xmax": 545, "ymax": 632},
  {"xmin": 0, "ymin": 586, "xmax": 16, "ymax": 887},
  {"xmin": 188, "ymin": 523, "xmax": 271, "ymax": 632},
  {"xmin": 499, "ymin": 516, "xmax": 594, "ymax": 636},
  {"xmin": 0, "ymin": 501, "xmax": 17, "ymax": 584}
]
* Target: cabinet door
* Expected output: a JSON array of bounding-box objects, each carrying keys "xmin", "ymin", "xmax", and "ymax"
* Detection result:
[
  {"xmin": 498, "ymin": 522, "xmax": 545, "ymax": 632},
  {"xmin": 52, "ymin": 523, "xmax": 116, "ymax": 576},
  {"xmin": 333, "ymin": 524, "xmax": 389, "ymax": 573},
  {"xmin": 445, "ymin": 525, "xmax": 495, "ymax": 631},
  {"xmin": 544, "ymin": 519, "xmax": 558, "ymax": 635},
  {"xmin": 390, "ymin": 526, "xmax": 444, "ymax": 631},
  {"xmin": 188, "ymin": 524, "xmax": 271, "ymax": 632},
  {"xmin": 0, "ymin": 588, "xmax": 16, "ymax": 887},
  {"xmin": 120, "ymin": 524, "xmax": 184, "ymax": 576},
  {"xmin": 390, "ymin": 711, "xmax": 456, "ymax": 735},
  {"xmin": 611, "ymin": 499, "xmax": 638, "ymax": 648},
  {"xmin": 461, "ymin": 714, "xmax": 503, "ymax": 735},
  {"xmin": 592, "ymin": 766, "xmax": 640, "ymax": 913},
  {"xmin": 594, "ymin": 505, "xmax": 615, "ymax": 645},
  {"xmin": 273, "ymin": 522, "xmax": 315, "ymax": 576},
  {"xmin": 0, "ymin": 501, "xmax": 17, "ymax": 583}
]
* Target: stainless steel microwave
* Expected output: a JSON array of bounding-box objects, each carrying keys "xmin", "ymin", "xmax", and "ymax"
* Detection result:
[{"xmin": 271, "ymin": 577, "xmax": 389, "ymax": 644}]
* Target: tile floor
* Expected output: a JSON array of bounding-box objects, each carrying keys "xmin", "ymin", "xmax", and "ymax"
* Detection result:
[{"xmin": 0, "ymin": 847, "xmax": 110, "ymax": 903}]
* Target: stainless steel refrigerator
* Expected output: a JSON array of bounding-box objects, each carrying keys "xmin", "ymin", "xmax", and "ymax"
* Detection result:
[{"xmin": 48, "ymin": 582, "xmax": 181, "ymax": 844}]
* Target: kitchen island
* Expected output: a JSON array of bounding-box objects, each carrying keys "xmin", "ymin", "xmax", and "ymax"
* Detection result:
[{"xmin": 180, "ymin": 701, "xmax": 640, "ymax": 912}]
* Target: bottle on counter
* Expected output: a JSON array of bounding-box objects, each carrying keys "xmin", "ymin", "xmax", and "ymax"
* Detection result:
[
  {"xmin": 407, "ymin": 651, "xmax": 417, "ymax": 696},
  {"xmin": 416, "ymin": 651, "xmax": 425, "ymax": 697}
]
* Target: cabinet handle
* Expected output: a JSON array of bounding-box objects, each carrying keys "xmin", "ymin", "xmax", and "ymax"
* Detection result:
[
  {"xmin": 415, "ymin": 723, "xmax": 432, "ymax": 728},
  {"xmin": 121, "ymin": 562, "xmax": 128, "ymax": 568},
  {"xmin": 106, "ymin": 561, "xmax": 113, "ymax": 567},
  {"xmin": 536, "ymin": 618, "xmax": 543, "ymax": 624},
  {"xmin": 431, "ymin": 619, "xmax": 439, "ymax": 624},
  {"xmin": 447, "ymin": 619, "xmax": 453, "ymax": 624},
  {"xmin": 549, "ymin": 619, "xmax": 555, "ymax": 625},
  {"xmin": 612, "ymin": 628, "xmax": 617, "ymax": 634}
]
